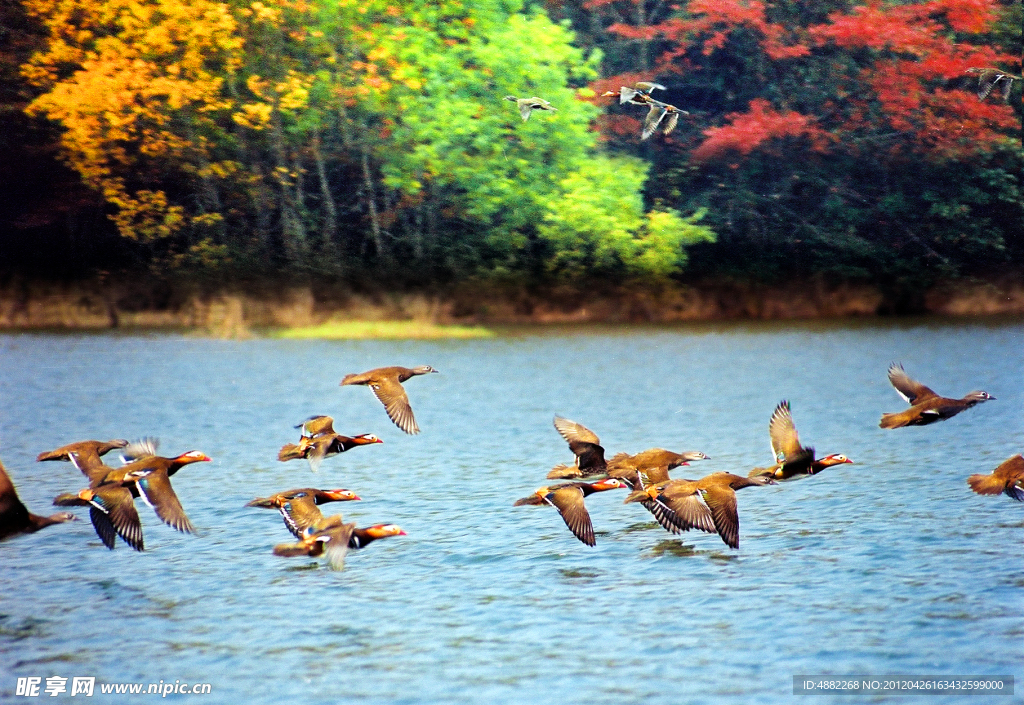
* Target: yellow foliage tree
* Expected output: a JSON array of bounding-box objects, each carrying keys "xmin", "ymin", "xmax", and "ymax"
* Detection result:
[{"xmin": 23, "ymin": 0, "xmax": 244, "ymax": 261}]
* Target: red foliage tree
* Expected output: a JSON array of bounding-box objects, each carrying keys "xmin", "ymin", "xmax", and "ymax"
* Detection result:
[
  {"xmin": 691, "ymin": 98, "xmax": 831, "ymax": 161},
  {"xmin": 591, "ymin": 0, "xmax": 1018, "ymax": 161}
]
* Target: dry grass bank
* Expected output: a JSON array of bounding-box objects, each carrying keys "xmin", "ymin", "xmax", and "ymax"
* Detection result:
[{"xmin": 0, "ymin": 277, "xmax": 1021, "ymax": 337}]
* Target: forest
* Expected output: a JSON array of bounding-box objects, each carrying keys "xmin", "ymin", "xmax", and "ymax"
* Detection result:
[{"xmin": 0, "ymin": 0, "xmax": 1021, "ymax": 311}]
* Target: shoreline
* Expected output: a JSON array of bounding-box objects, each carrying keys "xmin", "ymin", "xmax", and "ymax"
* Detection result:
[{"xmin": 1, "ymin": 277, "xmax": 1022, "ymax": 337}]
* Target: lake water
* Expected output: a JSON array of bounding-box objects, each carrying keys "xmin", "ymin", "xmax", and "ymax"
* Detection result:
[{"xmin": 1, "ymin": 319, "xmax": 1022, "ymax": 703}]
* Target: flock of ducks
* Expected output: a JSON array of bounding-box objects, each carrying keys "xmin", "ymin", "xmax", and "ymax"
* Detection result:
[
  {"xmin": 1, "ymin": 360, "xmax": 1016, "ymax": 565},
  {"xmin": 514, "ymin": 361, "xmax": 1010, "ymax": 549},
  {"xmin": 506, "ymin": 81, "xmax": 688, "ymax": 140},
  {"xmin": 506, "ymin": 67, "xmax": 1016, "ymax": 142},
  {"xmin": 601, "ymin": 81, "xmax": 690, "ymax": 140},
  {"xmin": 0, "ymin": 365, "xmax": 439, "ymax": 569}
]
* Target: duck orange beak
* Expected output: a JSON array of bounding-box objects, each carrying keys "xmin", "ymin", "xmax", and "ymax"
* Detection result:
[
  {"xmin": 326, "ymin": 490, "xmax": 361, "ymax": 501},
  {"xmin": 366, "ymin": 524, "xmax": 406, "ymax": 538},
  {"xmin": 181, "ymin": 451, "xmax": 212, "ymax": 462}
]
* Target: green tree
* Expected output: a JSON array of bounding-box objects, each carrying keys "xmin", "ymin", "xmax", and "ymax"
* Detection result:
[
  {"xmin": 347, "ymin": 0, "xmax": 713, "ymax": 280},
  {"xmin": 537, "ymin": 155, "xmax": 713, "ymax": 278}
]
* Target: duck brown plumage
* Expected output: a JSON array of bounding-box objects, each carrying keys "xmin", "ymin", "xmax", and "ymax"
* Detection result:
[
  {"xmin": 548, "ymin": 442, "xmax": 709, "ymax": 483},
  {"xmin": 966, "ymin": 67, "xmax": 1021, "ymax": 102},
  {"xmin": 296, "ymin": 415, "xmax": 338, "ymax": 438},
  {"xmin": 504, "ymin": 95, "xmax": 556, "ymax": 121},
  {"xmin": 548, "ymin": 440, "xmax": 710, "ymax": 532},
  {"xmin": 748, "ymin": 401, "xmax": 852, "ymax": 481},
  {"xmin": 98, "ymin": 440, "xmax": 210, "ymax": 534},
  {"xmin": 601, "ymin": 81, "xmax": 665, "ymax": 105},
  {"xmin": 967, "ymin": 455, "xmax": 1024, "ymax": 501},
  {"xmin": 513, "ymin": 478, "xmax": 628, "ymax": 546},
  {"xmin": 625, "ymin": 472, "xmax": 776, "ymax": 549},
  {"xmin": 0, "ymin": 457, "xmax": 77, "ymax": 541},
  {"xmin": 625, "ymin": 475, "xmax": 718, "ymax": 536},
  {"xmin": 546, "ymin": 416, "xmax": 608, "ymax": 480},
  {"xmin": 38, "ymin": 442, "xmax": 124, "ymax": 487},
  {"xmin": 340, "ymin": 365, "xmax": 438, "ymax": 435},
  {"xmin": 277, "ymin": 434, "xmax": 382, "ymax": 471},
  {"xmin": 606, "ymin": 448, "xmax": 710, "ymax": 487},
  {"xmin": 36, "ymin": 439, "xmax": 128, "ymax": 468},
  {"xmin": 278, "ymin": 416, "xmax": 382, "ymax": 471},
  {"xmin": 273, "ymin": 516, "xmax": 355, "ymax": 570},
  {"xmin": 273, "ymin": 520, "xmax": 405, "ymax": 570},
  {"xmin": 247, "ymin": 487, "xmax": 361, "ymax": 538},
  {"xmin": 54, "ymin": 485, "xmax": 144, "ymax": 551},
  {"xmin": 607, "ymin": 449, "xmax": 710, "ymax": 532},
  {"xmin": 60, "ymin": 450, "xmax": 119, "ymax": 486},
  {"xmin": 880, "ymin": 363, "xmax": 995, "ymax": 429}
]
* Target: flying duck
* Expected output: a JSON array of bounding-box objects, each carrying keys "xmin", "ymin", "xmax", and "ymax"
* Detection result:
[
  {"xmin": 98, "ymin": 439, "xmax": 210, "ymax": 534},
  {"xmin": 278, "ymin": 416, "xmax": 382, "ymax": 471},
  {"xmin": 36, "ymin": 439, "xmax": 128, "ymax": 467},
  {"xmin": 966, "ymin": 67, "xmax": 1021, "ymax": 102},
  {"xmin": 340, "ymin": 365, "xmax": 438, "ymax": 435},
  {"xmin": 53, "ymin": 484, "xmax": 143, "ymax": 551},
  {"xmin": 625, "ymin": 472, "xmax": 776, "ymax": 549},
  {"xmin": 967, "ymin": 455, "xmax": 1024, "ymax": 501},
  {"xmin": 548, "ymin": 445, "xmax": 709, "ymax": 483},
  {"xmin": 641, "ymin": 99, "xmax": 688, "ymax": 140},
  {"xmin": 546, "ymin": 416, "xmax": 609, "ymax": 480},
  {"xmin": 513, "ymin": 478, "xmax": 628, "ymax": 546},
  {"xmin": 749, "ymin": 401, "xmax": 852, "ymax": 480},
  {"xmin": 608, "ymin": 448, "xmax": 710, "ymax": 487},
  {"xmin": 880, "ymin": 363, "xmax": 995, "ymax": 429},
  {"xmin": 504, "ymin": 95, "xmax": 556, "ymax": 121},
  {"xmin": 273, "ymin": 516, "xmax": 355, "ymax": 570},
  {"xmin": 273, "ymin": 519, "xmax": 405, "ymax": 570},
  {"xmin": 601, "ymin": 81, "xmax": 666, "ymax": 105},
  {"xmin": 247, "ymin": 487, "xmax": 361, "ymax": 538},
  {"xmin": 0, "ymin": 458, "xmax": 77, "ymax": 540}
]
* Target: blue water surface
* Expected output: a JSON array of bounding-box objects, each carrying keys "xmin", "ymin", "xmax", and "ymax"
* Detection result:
[{"xmin": 0, "ymin": 319, "xmax": 1021, "ymax": 704}]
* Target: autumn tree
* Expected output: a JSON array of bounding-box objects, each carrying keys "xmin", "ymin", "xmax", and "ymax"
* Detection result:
[
  {"xmin": 20, "ymin": 0, "xmax": 714, "ymax": 282},
  {"xmin": 567, "ymin": 0, "xmax": 1022, "ymax": 301},
  {"xmin": 21, "ymin": 0, "xmax": 249, "ymax": 268}
]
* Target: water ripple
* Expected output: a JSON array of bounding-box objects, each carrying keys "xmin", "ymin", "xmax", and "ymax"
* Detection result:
[{"xmin": 1, "ymin": 321, "xmax": 1022, "ymax": 703}]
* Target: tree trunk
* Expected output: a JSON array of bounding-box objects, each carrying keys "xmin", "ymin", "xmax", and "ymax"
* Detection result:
[
  {"xmin": 225, "ymin": 74, "xmax": 270, "ymax": 251},
  {"xmin": 361, "ymin": 147, "xmax": 385, "ymax": 260},
  {"xmin": 311, "ymin": 131, "xmax": 338, "ymax": 249},
  {"xmin": 272, "ymin": 107, "xmax": 307, "ymax": 263}
]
